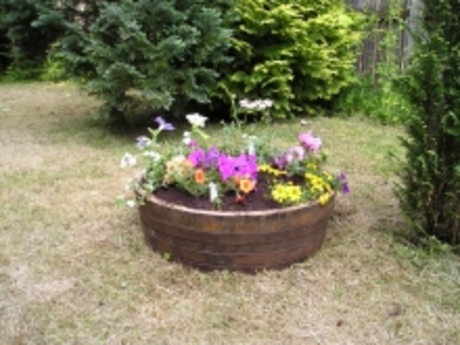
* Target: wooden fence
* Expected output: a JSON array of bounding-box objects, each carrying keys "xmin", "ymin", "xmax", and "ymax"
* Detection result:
[{"xmin": 347, "ymin": 0, "xmax": 422, "ymax": 76}]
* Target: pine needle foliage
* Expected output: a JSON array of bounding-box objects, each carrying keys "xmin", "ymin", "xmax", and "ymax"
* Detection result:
[
  {"xmin": 0, "ymin": 0, "xmax": 62, "ymax": 76},
  {"xmin": 53, "ymin": 0, "xmax": 236, "ymax": 122},
  {"xmin": 220, "ymin": 0, "xmax": 364, "ymax": 119},
  {"xmin": 396, "ymin": 0, "xmax": 460, "ymax": 245}
]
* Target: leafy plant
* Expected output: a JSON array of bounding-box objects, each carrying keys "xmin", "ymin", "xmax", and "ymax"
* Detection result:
[
  {"xmin": 51, "ymin": 0, "xmax": 237, "ymax": 124},
  {"xmin": 334, "ymin": 0, "xmax": 411, "ymax": 124},
  {"xmin": 0, "ymin": 0, "xmax": 64, "ymax": 79},
  {"xmin": 218, "ymin": 0, "xmax": 364, "ymax": 120},
  {"xmin": 119, "ymin": 102, "xmax": 350, "ymax": 210},
  {"xmin": 396, "ymin": 0, "xmax": 460, "ymax": 246}
]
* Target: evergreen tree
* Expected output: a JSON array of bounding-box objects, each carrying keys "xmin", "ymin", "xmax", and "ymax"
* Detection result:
[
  {"xmin": 397, "ymin": 0, "xmax": 460, "ymax": 245},
  {"xmin": 0, "ymin": 0, "xmax": 62, "ymax": 73},
  {"xmin": 52, "ymin": 0, "xmax": 236, "ymax": 123}
]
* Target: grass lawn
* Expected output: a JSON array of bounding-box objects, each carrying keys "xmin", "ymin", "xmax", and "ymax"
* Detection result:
[{"xmin": 1, "ymin": 83, "xmax": 459, "ymax": 344}]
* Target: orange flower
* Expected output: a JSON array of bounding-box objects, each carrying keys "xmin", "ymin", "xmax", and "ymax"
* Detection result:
[
  {"xmin": 233, "ymin": 175, "xmax": 241, "ymax": 187},
  {"xmin": 194, "ymin": 168, "xmax": 206, "ymax": 184},
  {"xmin": 239, "ymin": 178, "xmax": 255, "ymax": 194}
]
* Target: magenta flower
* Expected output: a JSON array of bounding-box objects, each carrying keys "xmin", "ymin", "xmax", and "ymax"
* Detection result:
[
  {"xmin": 188, "ymin": 147, "xmax": 220, "ymax": 168},
  {"xmin": 217, "ymin": 154, "xmax": 235, "ymax": 181},
  {"xmin": 155, "ymin": 116, "xmax": 175, "ymax": 131},
  {"xmin": 298, "ymin": 131, "xmax": 322, "ymax": 154},
  {"xmin": 188, "ymin": 149, "xmax": 206, "ymax": 167},
  {"xmin": 217, "ymin": 153, "xmax": 258, "ymax": 181},
  {"xmin": 234, "ymin": 154, "xmax": 257, "ymax": 180}
]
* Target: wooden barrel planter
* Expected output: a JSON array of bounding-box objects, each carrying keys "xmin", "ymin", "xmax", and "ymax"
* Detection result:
[{"xmin": 138, "ymin": 194, "xmax": 335, "ymax": 272}]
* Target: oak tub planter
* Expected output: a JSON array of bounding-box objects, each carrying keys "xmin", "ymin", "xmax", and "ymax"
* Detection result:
[{"xmin": 138, "ymin": 194, "xmax": 335, "ymax": 272}]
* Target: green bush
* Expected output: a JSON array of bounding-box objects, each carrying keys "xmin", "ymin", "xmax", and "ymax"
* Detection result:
[
  {"xmin": 0, "ymin": 0, "xmax": 63, "ymax": 78},
  {"xmin": 334, "ymin": 76, "xmax": 411, "ymax": 124},
  {"xmin": 396, "ymin": 0, "xmax": 460, "ymax": 246},
  {"xmin": 333, "ymin": 0, "xmax": 411, "ymax": 124},
  {"xmin": 53, "ymin": 0, "xmax": 236, "ymax": 123},
  {"xmin": 219, "ymin": 0, "xmax": 364, "ymax": 119}
]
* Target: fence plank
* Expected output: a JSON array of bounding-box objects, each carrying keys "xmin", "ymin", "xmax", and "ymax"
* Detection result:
[{"xmin": 347, "ymin": 0, "xmax": 417, "ymax": 75}]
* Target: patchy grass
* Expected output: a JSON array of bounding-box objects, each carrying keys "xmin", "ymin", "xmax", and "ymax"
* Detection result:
[{"xmin": 1, "ymin": 83, "xmax": 459, "ymax": 344}]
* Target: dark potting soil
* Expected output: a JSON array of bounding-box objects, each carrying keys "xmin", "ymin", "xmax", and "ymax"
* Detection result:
[{"xmin": 154, "ymin": 173, "xmax": 285, "ymax": 212}]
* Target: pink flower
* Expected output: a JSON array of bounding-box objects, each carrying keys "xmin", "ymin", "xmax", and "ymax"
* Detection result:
[
  {"xmin": 285, "ymin": 146, "xmax": 305, "ymax": 163},
  {"xmin": 298, "ymin": 131, "xmax": 322, "ymax": 154}
]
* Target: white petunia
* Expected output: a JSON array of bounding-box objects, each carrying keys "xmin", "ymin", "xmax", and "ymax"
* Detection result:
[
  {"xmin": 209, "ymin": 182, "xmax": 218, "ymax": 203},
  {"xmin": 239, "ymin": 98, "xmax": 274, "ymax": 111},
  {"xmin": 182, "ymin": 131, "xmax": 192, "ymax": 145},
  {"xmin": 143, "ymin": 151, "xmax": 161, "ymax": 162},
  {"xmin": 239, "ymin": 99, "xmax": 250, "ymax": 109},
  {"xmin": 126, "ymin": 200, "xmax": 136, "ymax": 208},
  {"xmin": 186, "ymin": 113, "xmax": 208, "ymax": 128},
  {"xmin": 120, "ymin": 152, "xmax": 136, "ymax": 168},
  {"xmin": 247, "ymin": 141, "xmax": 256, "ymax": 155},
  {"xmin": 261, "ymin": 99, "xmax": 274, "ymax": 109}
]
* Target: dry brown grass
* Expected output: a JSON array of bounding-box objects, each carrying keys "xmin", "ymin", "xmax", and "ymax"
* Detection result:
[{"xmin": 0, "ymin": 83, "xmax": 459, "ymax": 345}]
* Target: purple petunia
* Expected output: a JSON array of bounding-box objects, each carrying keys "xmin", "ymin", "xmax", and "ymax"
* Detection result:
[
  {"xmin": 136, "ymin": 136, "xmax": 150, "ymax": 149},
  {"xmin": 155, "ymin": 116, "xmax": 175, "ymax": 131},
  {"xmin": 188, "ymin": 147, "xmax": 221, "ymax": 168},
  {"xmin": 204, "ymin": 146, "xmax": 220, "ymax": 168},
  {"xmin": 339, "ymin": 172, "xmax": 351, "ymax": 194},
  {"xmin": 273, "ymin": 154, "xmax": 287, "ymax": 169},
  {"xmin": 188, "ymin": 149, "xmax": 206, "ymax": 167}
]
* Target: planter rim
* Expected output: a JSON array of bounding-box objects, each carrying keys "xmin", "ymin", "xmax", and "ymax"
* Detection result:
[{"xmin": 144, "ymin": 192, "xmax": 335, "ymax": 218}]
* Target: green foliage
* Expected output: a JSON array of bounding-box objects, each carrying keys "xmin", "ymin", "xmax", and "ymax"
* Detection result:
[
  {"xmin": 335, "ymin": 76, "xmax": 410, "ymax": 124},
  {"xmin": 0, "ymin": 4, "xmax": 9, "ymax": 73},
  {"xmin": 218, "ymin": 0, "xmax": 364, "ymax": 119},
  {"xmin": 334, "ymin": 0, "xmax": 411, "ymax": 124},
  {"xmin": 0, "ymin": 0, "xmax": 63, "ymax": 77},
  {"xmin": 53, "ymin": 0, "xmax": 236, "ymax": 123},
  {"xmin": 396, "ymin": 0, "xmax": 460, "ymax": 245}
]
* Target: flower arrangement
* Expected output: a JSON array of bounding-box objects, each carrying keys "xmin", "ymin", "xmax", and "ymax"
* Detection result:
[{"xmin": 120, "ymin": 105, "xmax": 349, "ymax": 210}]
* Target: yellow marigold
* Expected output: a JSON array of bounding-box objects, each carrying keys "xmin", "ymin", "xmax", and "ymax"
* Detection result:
[
  {"xmin": 258, "ymin": 164, "xmax": 287, "ymax": 177},
  {"xmin": 271, "ymin": 183, "xmax": 302, "ymax": 204},
  {"xmin": 319, "ymin": 193, "xmax": 331, "ymax": 206}
]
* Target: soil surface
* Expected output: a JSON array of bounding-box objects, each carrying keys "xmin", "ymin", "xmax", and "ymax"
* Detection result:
[{"xmin": 154, "ymin": 173, "xmax": 284, "ymax": 212}]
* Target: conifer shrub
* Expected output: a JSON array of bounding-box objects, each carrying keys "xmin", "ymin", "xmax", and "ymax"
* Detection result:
[
  {"xmin": 0, "ymin": 0, "xmax": 63, "ymax": 78},
  {"xmin": 218, "ymin": 0, "xmax": 364, "ymax": 119},
  {"xmin": 53, "ymin": 0, "xmax": 236, "ymax": 123},
  {"xmin": 396, "ymin": 0, "xmax": 460, "ymax": 245}
]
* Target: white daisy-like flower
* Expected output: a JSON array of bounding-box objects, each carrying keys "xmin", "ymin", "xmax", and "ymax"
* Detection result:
[
  {"xmin": 186, "ymin": 113, "xmax": 208, "ymax": 128},
  {"xmin": 126, "ymin": 200, "xmax": 136, "ymax": 208},
  {"xmin": 120, "ymin": 152, "xmax": 136, "ymax": 168},
  {"xmin": 143, "ymin": 151, "xmax": 161, "ymax": 162}
]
